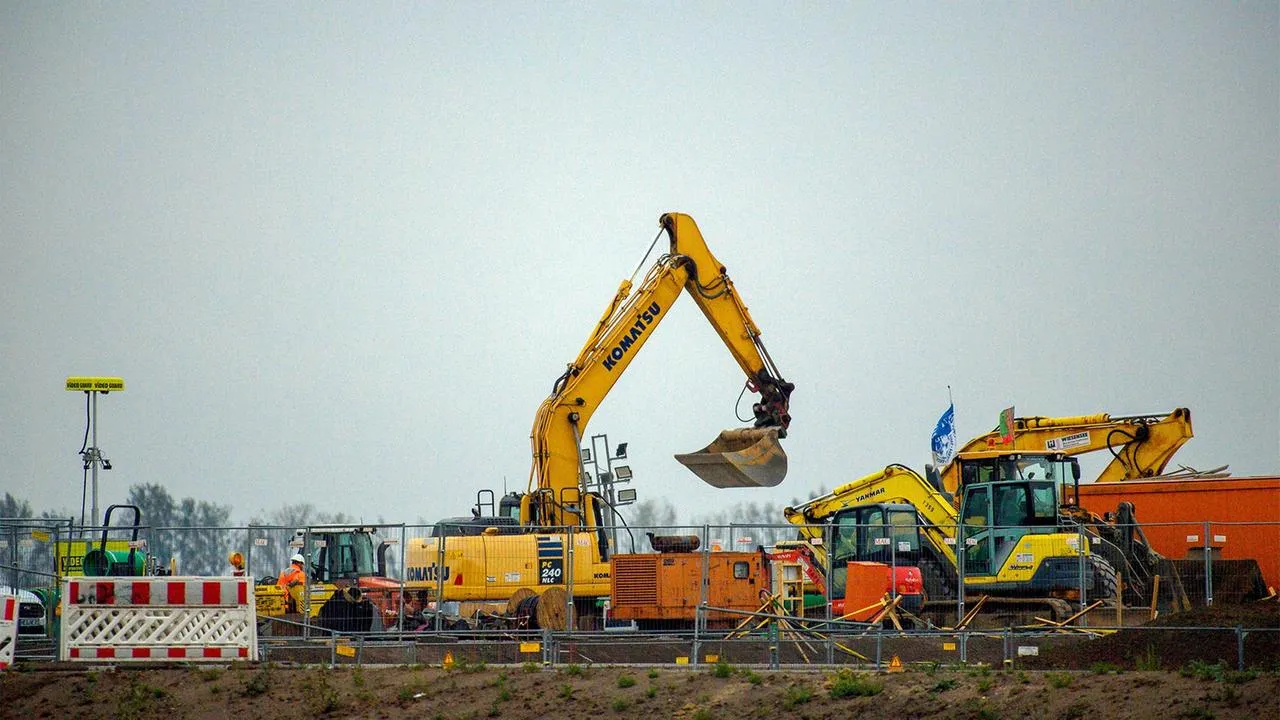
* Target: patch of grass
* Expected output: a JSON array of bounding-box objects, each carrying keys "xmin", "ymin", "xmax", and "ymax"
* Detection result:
[
  {"xmin": 558, "ymin": 684, "xmax": 574, "ymax": 699},
  {"xmin": 930, "ymin": 678, "xmax": 958, "ymax": 693},
  {"xmin": 196, "ymin": 667, "xmax": 223, "ymax": 682},
  {"xmin": 976, "ymin": 676, "xmax": 995, "ymax": 692},
  {"xmin": 1090, "ymin": 661, "xmax": 1123, "ymax": 675},
  {"xmin": 1046, "ymin": 672, "xmax": 1073, "ymax": 689},
  {"xmin": 1224, "ymin": 669, "xmax": 1259, "ymax": 684},
  {"xmin": 691, "ymin": 709, "xmax": 715, "ymax": 720},
  {"xmin": 1181, "ymin": 660, "xmax": 1226, "ymax": 682},
  {"xmin": 1135, "ymin": 644, "xmax": 1162, "ymax": 671},
  {"xmin": 711, "ymin": 660, "xmax": 734, "ymax": 678},
  {"xmin": 241, "ymin": 668, "xmax": 270, "ymax": 697},
  {"xmin": 1016, "ymin": 671, "xmax": 1030, "ymax": 684},
  {"xmin": 745, "ymin": 671, "xmax": 763, "ymax": 685},
  {"xmin": 782, "ymin": 683, "xmax": 813, "ymax": 709},
  {"xmin": 925, "ymin": 660, "xmax": 942, "ymax": 676},
  {"xmin": 497, "ymin": 687, "xmax": 512, "ymax": 702},
  {"xmin": 563, "ymin": 663, "xmax": 584, "ymax": 677},
  {"xmin": 522, "ymin": 661, "xmax": 540, "ymax": 673},
  {"xmin": 645, "ymin": 686, "xmax": 657, "ymax": 699},
  {"xmin": 647, "ymin": 668, "xmax": 659, "ymax": 679},
  {"xmin": 829, "ymin": 670, "xmax": 882, "ymax": 699},
  {"xmin": 307, "ymin": 672, "xmax": 342, "ymax": 715},
  {"xmin": 612, "ymin": 698, "xmax": 630, "ymax": 712},
  {"xmin": 617, "ymin": 675, "xmax": 636, "ymax": 689},
  {"xmin": 116, "ymin": 678, "xmax": 168, "ymax": 720}
]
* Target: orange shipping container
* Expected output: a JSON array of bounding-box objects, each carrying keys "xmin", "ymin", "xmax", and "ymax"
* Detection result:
[{"xmin": 1077, "ymin": 476, "xmax": 1280, "ymax": 590}]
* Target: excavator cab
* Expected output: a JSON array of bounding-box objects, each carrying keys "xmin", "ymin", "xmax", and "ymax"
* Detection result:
[{"xmin": 674, "ymin": 427, "xmax": 788, "ymax": 488}]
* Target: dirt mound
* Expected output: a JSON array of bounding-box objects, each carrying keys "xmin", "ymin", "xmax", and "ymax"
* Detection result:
[
  {"xmin": 1026, "ymin": 601, "xmax": 1280, "ymax": 671},
  {"xmin": 2, "ymin": 662, "xmax": 1277, "ymax": 719}
]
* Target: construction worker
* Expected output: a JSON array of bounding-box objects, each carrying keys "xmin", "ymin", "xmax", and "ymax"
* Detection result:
[{"xmin": 278, "ymin": 553, "xmax": 306, "ymax": 613}]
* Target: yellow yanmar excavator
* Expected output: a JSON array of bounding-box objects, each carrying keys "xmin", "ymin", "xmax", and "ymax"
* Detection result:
[
  {"xmin": 404, "ymin": 213, "xmax": 794, "ymax": 627},
  {"xmin": 784, "ymin": 460, "xmax": 1104, "ymax": 624}
]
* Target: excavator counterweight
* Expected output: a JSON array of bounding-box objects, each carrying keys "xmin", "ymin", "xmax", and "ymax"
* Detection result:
[{"xmin": 675, "ymin": 427, "xmax": 787, "ymax": 488}]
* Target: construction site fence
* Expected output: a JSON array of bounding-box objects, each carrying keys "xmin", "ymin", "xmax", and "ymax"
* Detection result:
[
  {"xmin": 249, "ymin": 624, "xmax": 1280, "ymax": 674},
  {"xmin": 0, "ymin": 519, "xmax": 1276, "ymax": 665}
]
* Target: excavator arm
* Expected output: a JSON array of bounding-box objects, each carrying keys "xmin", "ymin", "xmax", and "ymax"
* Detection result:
[
  {"xmin": 525, "ymin": 213, "xmax": 793, "ymax": 528},
  {"xmin": 940, "ymin": 408, "xmax": 1193, "ymax": 494},
  {"xmin": 783, "ymin": 464, "xmax": 959, "ymax": 571}
]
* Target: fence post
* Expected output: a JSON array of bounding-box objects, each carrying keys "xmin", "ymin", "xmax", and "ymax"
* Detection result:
[
  {"xmin": 1203, "ymin": 521, "xmax": 1213, "ymax": 606},
  {"xmin": 566, "ymin": 525, "xmax": 576, "ymax": 633},
  {"xmin": 302, "ymin": 527, "xmax": 312, "ymax": 640},
  {"xmin": 435, "ymin": 532, "xmax": 446, "ymax": 632},
  {"xmin": 694, "ymin": 523, "xmax": 710, "ymax": 668},
  {"xmin": 398, "ymin": 524, "xmax": 406, "ymax": 632},
  {"xmin": 824, "ymin": 521, "xmax": 835, "ymax": 665},
  {"xmin": 1077, "ymin": 525, "xmax": 1088, "ymax": 626},
  {"xmin": 1236, "ymin": 625, "xmax": 1245, "ymax": 671},
  {"xmin": 875, "ymin": 626, "xmax": 883, "ymax": 671},
  {"xmin": 956, "ymin": 522, "xmax": 965, "ymax": 627}
]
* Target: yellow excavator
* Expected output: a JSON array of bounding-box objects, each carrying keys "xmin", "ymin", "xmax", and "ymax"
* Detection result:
[
  {"xmin": 404, "ymin": 213, "xmax": 794, "ymax": 627},
  {"xmin": 785, "ymin": 459, "xmax": 1106, "ymax": 623}
]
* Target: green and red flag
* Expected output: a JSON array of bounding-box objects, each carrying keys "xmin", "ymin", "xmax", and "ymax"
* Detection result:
[{"xmin": 997, "ymin": 406, "xmax": 1015, "ymax": 444}]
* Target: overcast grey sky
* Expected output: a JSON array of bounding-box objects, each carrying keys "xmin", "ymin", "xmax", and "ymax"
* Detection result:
[{"xmin": 3, "ymin": 3, "xmax": 1276, "ymax": 525}]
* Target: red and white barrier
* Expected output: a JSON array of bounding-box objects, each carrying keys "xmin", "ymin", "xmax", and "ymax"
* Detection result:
[
  {"xmin": 0, "ymin": 594, "xmax": 17, "ymax": 670},
  {"xmin": 60, "ymin": 577, "xmax": 256, "ymax": 663}
]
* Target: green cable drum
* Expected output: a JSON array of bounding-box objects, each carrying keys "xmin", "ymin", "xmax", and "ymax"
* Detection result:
[{"xmin": 81, "ymin": 548, "xmax": 145, "ymax": 576}]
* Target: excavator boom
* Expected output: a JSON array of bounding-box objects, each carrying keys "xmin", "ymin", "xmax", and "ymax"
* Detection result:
[
  {"xmin": 941, "ymin": 408, "xmax": 1193, "ymax": 494},
  {"xmin": 526, "ymin": 213, "xmax": 793, "ymax": 525}
]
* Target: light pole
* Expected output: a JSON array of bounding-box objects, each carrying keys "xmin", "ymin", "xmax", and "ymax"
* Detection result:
[
  {"xmin": 581, "ymin": 433, "xmax": 637, "ymax": 550},
  {"xmin": 65, "ymin": 377, "xmax": 124, "ymax": 533}
]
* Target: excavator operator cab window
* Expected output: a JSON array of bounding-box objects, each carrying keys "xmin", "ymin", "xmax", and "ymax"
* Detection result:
[
  {"xmin": 888, "ymin": 509, "xmax": 920, "ymax": 553},
  {"xmin": 993, "ymin": 484, "xmax": 1028, "ymax": 527},
  {"xmin": 832, "ymin": 512, "xmax": 861, "ymax": 564}
]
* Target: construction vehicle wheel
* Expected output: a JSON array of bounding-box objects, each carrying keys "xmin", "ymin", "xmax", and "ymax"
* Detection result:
[{"xmin": 1090, "ymin": 555, "xmax": 1119, "ymax": 605}]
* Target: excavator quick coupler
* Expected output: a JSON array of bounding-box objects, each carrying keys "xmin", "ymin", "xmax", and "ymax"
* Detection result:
[{"xmin": 675, "ymin": 427, "xmax": 788, "ymax": 488}]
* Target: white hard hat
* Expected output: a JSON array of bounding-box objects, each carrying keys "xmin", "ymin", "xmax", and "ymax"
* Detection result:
[{"xmin": 290, "ymin": 553, "xmax": 305, "ymax": 564}]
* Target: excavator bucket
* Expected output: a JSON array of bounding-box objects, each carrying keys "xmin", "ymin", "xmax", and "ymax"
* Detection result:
[{"xmin": 675, "ymin": 427, "xmax": 788, "ymax": 488}]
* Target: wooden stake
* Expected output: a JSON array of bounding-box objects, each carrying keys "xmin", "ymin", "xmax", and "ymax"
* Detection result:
[{"xmin": 1149, "ymin": 575, "xmax": 1161, "ymax": 621}]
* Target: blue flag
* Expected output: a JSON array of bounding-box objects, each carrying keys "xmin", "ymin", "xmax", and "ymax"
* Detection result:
[{"xmin": 931, "ymin": 403, "xmax": 956, "ymax": 468}]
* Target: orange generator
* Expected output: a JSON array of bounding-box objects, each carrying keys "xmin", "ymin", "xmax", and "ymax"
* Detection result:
[{"xmin": 609, "ymin": 551, "xmax": 765, "ymax": 628}]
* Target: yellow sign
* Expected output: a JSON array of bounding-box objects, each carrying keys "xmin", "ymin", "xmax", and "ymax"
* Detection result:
[
  {"xmin": 704, "ymin": 655, "xmax": 718, "ymax": 663},
  {"xmin": 30, "ymin": 530, "xmax": 50, "ymax": 543},
  {"xmin": 56, "ymin": 540, "xmax": 131, "ymax": 576},
  {"xmin": 675, "ymin": 656, "xmax": 689, "ymax": 665},
  {"xmin": 65, "ymin": 376, "xmax": 125, "ymax": 392},
  {"xmin": 335, "ymin": 643, "xmax": 356, "ymax": 658},
  {"xmin": 888, "ymin": 655, "xmax": 904, "ymax": 673},
  {"xmin": 942, "ymin": 642, "xmax": 957, "ymax": 651},
  {"xmin": 519, "ymin": 642, "xmax": 541, "ymax": 654}
]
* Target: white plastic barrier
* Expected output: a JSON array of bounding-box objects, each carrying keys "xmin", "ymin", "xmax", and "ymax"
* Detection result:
[
  {"xmin": 0, "ymin": 594, "xmax": 16, "ymax": 670},
  {"xmin": 60, "ymin": 577, "xmax": 257, "ymax": 662}
]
